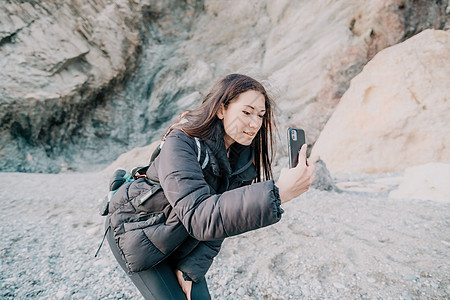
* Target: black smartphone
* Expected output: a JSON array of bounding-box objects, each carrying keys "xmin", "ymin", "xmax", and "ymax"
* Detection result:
[{"xmin": 287, "ymin": 127, "xmax": 306, "ymax": 168}]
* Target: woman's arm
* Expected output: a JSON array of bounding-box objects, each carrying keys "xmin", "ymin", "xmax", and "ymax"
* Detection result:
[
  {"xmin": 176, "ymin": 239, "xmax": 223, "ymax": 282},
  {"xmin": 157, "ymin": 130, "xmax": 283, "ymax": 241}
]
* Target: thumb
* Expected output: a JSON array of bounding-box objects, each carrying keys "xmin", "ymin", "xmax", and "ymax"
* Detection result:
[{"xmin": 296, "ymin": 144, "xmax": 307, "ymax": 167}]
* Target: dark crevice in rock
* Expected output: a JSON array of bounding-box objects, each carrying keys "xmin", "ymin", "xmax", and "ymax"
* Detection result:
[
  {"xmin": 349, "ymin": 18, "xmax": 356, "ymax": 34},
  {"xmin": 334, "ymin": 63, "xmax": 366, "ymax": 99},
  {"xmin": 0, "ymin": 19, "xmax": 35, "ymax": 47},
  {"xmin": 398, "ymin": 0, "xmax": 448, "ymax": 41},
  {"xmin": 48, "ymin": 51, "xmax": 90, "ymax": 75},
  {"xmin": 0, "ymin": 31, "xmax": 19, "ymax": 47}
]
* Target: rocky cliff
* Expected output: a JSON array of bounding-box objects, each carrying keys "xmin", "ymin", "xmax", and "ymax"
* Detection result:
[
  {"xmin": 0, "ymin": 0, "xmax": 447, "ymax": 172},
  {"xmin": 0, "ymin": 0, "xmax": 147, "ymax": 172}
]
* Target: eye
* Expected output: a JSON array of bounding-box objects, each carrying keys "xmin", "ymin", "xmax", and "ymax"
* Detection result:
[
  {"xmin": 258, "ymin": 114, "xmax": 265, "ymax": 119},
  {"xmin": 242, "ymin": 110, "xmax": 250, "ymax": 115}
]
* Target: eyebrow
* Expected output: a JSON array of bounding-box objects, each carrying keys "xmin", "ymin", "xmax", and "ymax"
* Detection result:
[{"xmin": 244, "ymin": 104, "xmax": 266, "ymax": 113}]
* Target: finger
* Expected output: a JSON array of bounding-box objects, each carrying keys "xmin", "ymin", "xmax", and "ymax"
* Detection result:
[
  {"xmin": 296, "ymin": 144, "xmax": 307, "ymax": 167},
  {"xmin": 186, "ymin": 283, "xmax": 192, "ymax": 300}
]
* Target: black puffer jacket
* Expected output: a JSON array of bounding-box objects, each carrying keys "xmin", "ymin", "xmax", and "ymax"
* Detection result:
[{"xmin": 109, "ymin": 129, "xmax": 283, "ymax": 282}]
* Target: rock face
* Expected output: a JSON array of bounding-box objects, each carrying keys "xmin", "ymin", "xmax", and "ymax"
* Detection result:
[
  {"xmin": 311, "ymin": 30, "xmax": 450, "ymax": 174},
  {"xmin": 0, "ymin": 0, "xmax": 447, "ymax": 172},
  {"xmin": 389, "ymin": 163, "xmax": 450, "ymax": 203},
  {"xmin": 261, "ymin": 0, "xmax": 447, "ymax": 142},
  {"xmin": 0, "ymin": 0, "xmax": 149, "ymax": 172}
]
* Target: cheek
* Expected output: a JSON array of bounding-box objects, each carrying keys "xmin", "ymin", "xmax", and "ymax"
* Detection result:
[
  {"xmin": 258, "ymin": 118, "xmax": 264, "ymax": 127},
  {"xmin": 253, "ymin": 117, "xmax": 264, "ymax": 131},
  {"xmin": 223, "ymin": 111, "xmax": 245, "ymax": 128}
]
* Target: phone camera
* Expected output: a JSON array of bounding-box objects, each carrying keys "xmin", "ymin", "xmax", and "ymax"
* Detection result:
[{"xmin": 291, "ymin": 130, "xmax": 298, "ymax": 141}]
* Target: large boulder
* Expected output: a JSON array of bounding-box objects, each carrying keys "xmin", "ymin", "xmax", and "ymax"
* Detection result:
[
  {"xmin": 311, "ymin": 30, "xmax": 450, "ymax": 174},
  {"xmin": 389, "ymin": 163, "xmax": 450, "ymax": 203}
]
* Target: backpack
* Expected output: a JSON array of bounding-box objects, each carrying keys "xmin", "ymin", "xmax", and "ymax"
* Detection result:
[{"xmin": 95, "ymin": 137, "xmax": 209, "ymax": 258}]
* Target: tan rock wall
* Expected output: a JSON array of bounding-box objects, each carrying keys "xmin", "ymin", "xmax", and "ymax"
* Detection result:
[{"xmin": 311, "ymin": 30, "xmax": 450, "ymax": 173}]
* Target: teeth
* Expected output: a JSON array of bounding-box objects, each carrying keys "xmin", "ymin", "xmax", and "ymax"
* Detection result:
[{"xmin": 245, "ymin": 132, "xmax": 254, "ymax": 136}]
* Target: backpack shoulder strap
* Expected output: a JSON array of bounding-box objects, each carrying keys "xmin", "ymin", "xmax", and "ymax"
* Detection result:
[
  {"xmin": 148, "ymin": 137, "xmax": 208, "ymax": 170},
  {"xmin": 194, "ymin": 137, "xmax": 209, "ymax": 170},
  {"xmin": 148, "ymin": 142, "xmax": 163, "ymax": 166}
]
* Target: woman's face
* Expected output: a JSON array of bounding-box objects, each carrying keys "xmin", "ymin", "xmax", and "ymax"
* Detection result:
[{"xmin": 217, "ymin": 90, "xmax": 266, "ymax": 149}]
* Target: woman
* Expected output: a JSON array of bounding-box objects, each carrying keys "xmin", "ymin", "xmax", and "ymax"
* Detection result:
[{"xmin": 105, "ymin": 74, "xmax": 316, "ymax": 299}]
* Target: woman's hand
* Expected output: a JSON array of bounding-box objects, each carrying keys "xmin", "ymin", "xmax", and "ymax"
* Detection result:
[
  {"xmin": 276, "ymin": 144, "xmax": 316, "ymax": 204},
  {"xmin": 175, "ymin": 269, "xmax": 192, "ymax": 300}
]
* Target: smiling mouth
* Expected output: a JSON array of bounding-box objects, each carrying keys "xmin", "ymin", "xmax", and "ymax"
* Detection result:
[{"xmin": 244, "ymin": 131, "xmax": 255, "ymax": 137}]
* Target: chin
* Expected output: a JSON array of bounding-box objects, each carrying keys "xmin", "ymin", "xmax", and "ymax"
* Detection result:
[{"xmin": 237, "ymin": 138, "xmax": 253, "ymax": 146}]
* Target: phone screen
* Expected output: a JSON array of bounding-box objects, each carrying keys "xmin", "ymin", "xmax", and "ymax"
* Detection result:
[{"xmin": 288, "ymin": 128, "xmax": 305, "ymax": 168}]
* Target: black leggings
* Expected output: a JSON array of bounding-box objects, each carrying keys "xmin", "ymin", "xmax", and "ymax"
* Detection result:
[{"xmin": 105, "ymin": 225, "xmax": 211, "ymax": 300}]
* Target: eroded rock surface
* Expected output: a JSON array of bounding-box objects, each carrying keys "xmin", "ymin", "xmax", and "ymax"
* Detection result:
[
  {"xmin": 311, "ymin": 29, "xmax": 450, "ymax": 174},
  {"xmin": 0, "ymin": 0, "xmax": 447, "ymax": 172},
  {"xmin": 0, "ymin": 0, "xmax": 148, "ymax": 171}
]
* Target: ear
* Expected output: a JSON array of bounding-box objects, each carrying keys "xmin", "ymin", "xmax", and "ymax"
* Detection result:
[{"xmin": 216, "ymin": 104, "xmax": 225, "ymax": 120}]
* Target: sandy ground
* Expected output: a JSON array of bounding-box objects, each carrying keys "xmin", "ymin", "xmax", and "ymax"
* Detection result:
[{"xmin": 0, "ymin": 171, "xmax": 449, "ymax": 299}]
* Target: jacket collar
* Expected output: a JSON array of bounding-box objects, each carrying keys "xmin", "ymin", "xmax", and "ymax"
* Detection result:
[
  {"xmin": 204, "ymin": 133, "xmax": 257, "ymax": 182},
  {"xmin": 228, "ymin": 143, "xmax": 254, "ymax": 177}
]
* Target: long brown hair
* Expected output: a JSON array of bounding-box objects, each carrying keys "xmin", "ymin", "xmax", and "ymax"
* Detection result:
[{"xmin": 165, "ymin": 74, "xmax": 275, "ymax": 182}]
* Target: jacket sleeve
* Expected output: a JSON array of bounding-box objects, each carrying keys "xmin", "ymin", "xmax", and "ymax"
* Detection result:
[
  {"xmin": 157, "ymin": 130, "xmax": 283, "ymax": 241},
  {"xmin": 176, "ymin": 239, "xmax": 223, "ymax": 283}
]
